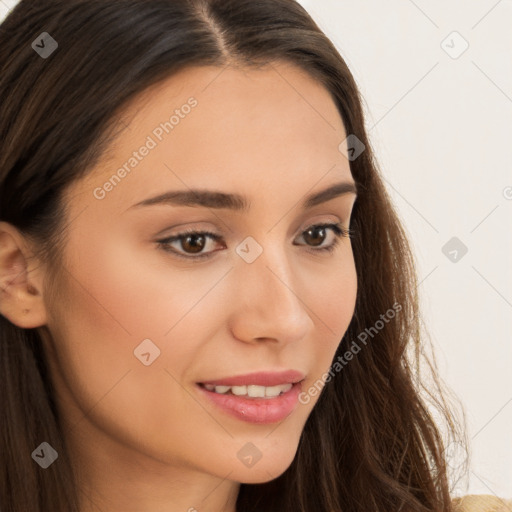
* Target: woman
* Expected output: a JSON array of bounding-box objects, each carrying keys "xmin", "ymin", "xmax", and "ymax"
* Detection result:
[{"xmin": 0, "ymin": 1, "xmax": 508, "ymax": 511}]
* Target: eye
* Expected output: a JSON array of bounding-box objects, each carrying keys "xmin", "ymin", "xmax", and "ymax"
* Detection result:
[
  {"xmin": 156, "ymin": 223, "xmax": 355, "ymax": 261},
  {"xmin": 156, "ymin": 229, "xmax": 224, "ymax": 260},
  {"xmin": 294, "ymin": 222, "xmax": 354, "ymax": 255}
]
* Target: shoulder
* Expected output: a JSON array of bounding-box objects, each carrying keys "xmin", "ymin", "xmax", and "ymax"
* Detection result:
[{"xmin": 452, "ymin": 494, "xmax": 512, "ymax": 512}]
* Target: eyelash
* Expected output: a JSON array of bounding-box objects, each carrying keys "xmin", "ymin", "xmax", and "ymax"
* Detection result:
[{"xmin": 156, "ymin": 223, "xmax": 355, "ymax": 261}]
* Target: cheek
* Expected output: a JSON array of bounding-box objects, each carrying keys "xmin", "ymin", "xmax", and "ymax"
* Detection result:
[
  {"xmin": 47, "ymin": 231, "xmax": 208, "ymax": 404},
  {"xmin": 305, "ymin": 254, "xmax": 357, "ymax": 376},
  {"xmin": 308, "ymin": 248, "xmax": 357, "ymax": 325},
  {"xmin": 44, "ymin": 236, "xmax": 229, "ymax": 466},
  {"xmin": 62, "ymin": 225, "xmax": 218, "ymax": 340}
]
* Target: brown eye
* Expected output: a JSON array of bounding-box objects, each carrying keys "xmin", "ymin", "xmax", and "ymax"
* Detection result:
[
  {"xmin": 303, "ymin": 225, "xmax": 328, "ymax": 247},
  {"xmin": 180, "ymin": 233, "xmax": 207, "ymax": 254},
  {"xmin": 157, "ymin": 229, "xmax": 224, "ymax": 259},
  {"xmin": 156, "ymin": 223, "xmax": 353, "ymax": 262},
  {"xmin": 294, "ymin": 222, "xmax": 352, "ymax": 255}
]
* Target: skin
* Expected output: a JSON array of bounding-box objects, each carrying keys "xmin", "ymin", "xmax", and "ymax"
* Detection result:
[{"xmin": 0, "ymin": 61, "xmax": 357, "ymax": 512}]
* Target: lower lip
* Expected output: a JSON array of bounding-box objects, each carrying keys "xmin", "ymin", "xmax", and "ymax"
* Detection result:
[{"xmin": 196, "ymin": 382, "xmax": 302, "ymax": 424}]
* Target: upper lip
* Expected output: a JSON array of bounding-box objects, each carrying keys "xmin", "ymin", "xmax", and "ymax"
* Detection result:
[{"xmin": 198, "ymin": 370, "xmax": 306, "ymax": 387}]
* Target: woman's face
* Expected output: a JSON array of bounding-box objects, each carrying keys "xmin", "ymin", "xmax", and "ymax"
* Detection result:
[{"xmin": 39, "ymin": 61, "xmax": 357, "ymax": 495}]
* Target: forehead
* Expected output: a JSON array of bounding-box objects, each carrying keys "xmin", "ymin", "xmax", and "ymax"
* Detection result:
[
  {"xmin": 116, "ymin": 61, "xmax": 346, "ymax": 134},
  {"xmin": 76, "ymin": 61, "xmax": 352, "ymax": 213}
]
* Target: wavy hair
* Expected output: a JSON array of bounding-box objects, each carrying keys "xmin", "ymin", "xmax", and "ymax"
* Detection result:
[{"xmin": 0, "ymin": 0, "xmax": 468, "ymax": 510}]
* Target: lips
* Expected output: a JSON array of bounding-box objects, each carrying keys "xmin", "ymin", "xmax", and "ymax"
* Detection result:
[
  {"xmin": 198, "ymin": 369, "xmax": 306, "ymax": 387},
  {"xmin": 196, "ymin": 380, "xmax": 303, "ymax": 423}
]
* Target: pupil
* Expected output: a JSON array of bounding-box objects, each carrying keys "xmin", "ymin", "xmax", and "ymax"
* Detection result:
[
  {"xmin": 183, "ymin": 234, "xmax": 205, "ymax": 253},
  {"xmin": 304, "ymin": 226, "xmax": 325, "ymax": 246}
]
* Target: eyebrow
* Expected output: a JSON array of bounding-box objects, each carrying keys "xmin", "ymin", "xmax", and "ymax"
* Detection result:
[{"xmin": 128, "ymin": 181, "xmax": 358, "ymax": 212}]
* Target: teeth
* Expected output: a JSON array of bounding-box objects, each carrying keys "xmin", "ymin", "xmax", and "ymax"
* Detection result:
[
  {"xmin": 232, "ymin": 385, "xmax": 250, "ymax": 396},
  {"xmin": 202, "ymin": 383, "xmax": 293, "ymax": 398},
  {"xmin": 211, "ymin": 385, "xmax": 231, "ymax": 394}
]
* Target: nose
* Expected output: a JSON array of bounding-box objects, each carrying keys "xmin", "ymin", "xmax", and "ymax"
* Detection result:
[{"xmin": 228, "ymin": 243, "xmax": 313, "ymax": 345}]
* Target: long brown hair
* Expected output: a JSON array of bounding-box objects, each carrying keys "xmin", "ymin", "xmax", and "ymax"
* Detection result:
[{"xmin": 0, "ymin": 1, "xmax": 468, "ymax": 510}]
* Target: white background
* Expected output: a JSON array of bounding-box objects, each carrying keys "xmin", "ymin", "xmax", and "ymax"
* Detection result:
[{"xmin": 1, "ymin": 0, "xmax": 511, "ymax": 499}]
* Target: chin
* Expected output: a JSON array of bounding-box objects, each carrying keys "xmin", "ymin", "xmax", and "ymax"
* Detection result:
[{"xmin": 231, "ymin": 455, "xmax": 296, "ymax": 484}]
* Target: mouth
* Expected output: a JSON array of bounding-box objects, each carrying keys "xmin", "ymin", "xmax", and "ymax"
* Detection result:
[
  {"xmin": 195, "ymin": 381, "xmax": 303, "ymax": 424},
  {"xmin": 197, "ymin": 382, "xmax": 295, "ymax": 399}
]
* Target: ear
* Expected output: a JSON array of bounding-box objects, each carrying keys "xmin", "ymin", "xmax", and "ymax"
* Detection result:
[{"xmin": 0, "ymin": 221, "xmax": 47, "ymax": 328}]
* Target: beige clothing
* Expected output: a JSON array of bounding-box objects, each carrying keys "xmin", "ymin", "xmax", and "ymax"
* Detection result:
[{"xmin": 452, "ymin": 494, "xmax": 512, "ymax": 512}]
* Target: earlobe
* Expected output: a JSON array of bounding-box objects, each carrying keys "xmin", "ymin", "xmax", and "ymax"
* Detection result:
[{"xmin": 0, "ymin": 222, "xmax": 47, "ymax": 328}]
